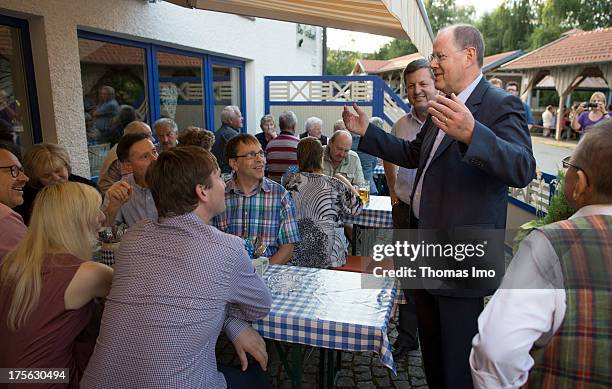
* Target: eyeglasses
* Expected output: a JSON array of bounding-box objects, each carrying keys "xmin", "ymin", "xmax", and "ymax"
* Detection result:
[
  {"xmin": 562, "ymin": 156, "xmax": 589, "ymax": 185},
  {"xmin": 561, "ymin": 156, "xmax": 579, "ymax": 170},
  {"xmin": 428, "ymin": 48, "xmax": 471, "ymax": 63},
  {"xmin": 0, "ymin": 165, "xmax": 25, "ymax": 178},
  {"xmin": 234, "ymin": 150, "xmax": 265, "ymax": 160}
]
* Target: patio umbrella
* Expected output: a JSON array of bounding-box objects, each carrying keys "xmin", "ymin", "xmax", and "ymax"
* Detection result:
[{"xmin": 163, "ymin": 0, "xmax": 434, "ymax": 56}]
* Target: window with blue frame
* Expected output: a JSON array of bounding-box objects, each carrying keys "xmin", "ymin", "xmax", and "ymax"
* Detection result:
[
  {"xmin": 156, "ymin": 50, "xmax": 204, "ymax": 131},
  {"xmin": 0, "ymin": 14, "xmax": 41, "ymax": 150},
  {"xmin": 77, "ymin": 31, "xmax": 245, "ymax": 178},
  {"xmin": 211, "ymin": 61, "xmax": 243, "ymax": 131}
]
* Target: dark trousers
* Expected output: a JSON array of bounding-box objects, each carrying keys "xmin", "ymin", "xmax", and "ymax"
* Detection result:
[
  {"xmin": 392, "ymin": 200, "xmax": 419, "ymax": 348},
  {"xmin": 412, "ymin": 290, "xmax": 483, "ymax": 389},
  {"xmin": 219, "ymin": 364, "xmax": 271, "ymax": 389}
]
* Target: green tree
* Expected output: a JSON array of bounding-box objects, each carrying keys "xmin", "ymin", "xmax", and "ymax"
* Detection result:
[
  {"xmin": 424, "ymin": 0, "xmax": 476, "ymax": 35},
  {"xmin": 365, "ymin": 39, "xmax": 417, "ymax": 60},
  {"xmin": 478, "ymin": 0, "xmax": 536, "ymax": 55},
  {"xmin": 325, "ymin": 49, "xmax": 364, "ymax": 75},
  {"xmin": 530, "ymin": 0, "xmax": 611, "ymax": 49}
]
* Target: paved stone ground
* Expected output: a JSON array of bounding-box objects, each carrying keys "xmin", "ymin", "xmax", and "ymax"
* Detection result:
[{"xmin": 216, "ymin": 315, "xmax": 428, "ymax": 388}]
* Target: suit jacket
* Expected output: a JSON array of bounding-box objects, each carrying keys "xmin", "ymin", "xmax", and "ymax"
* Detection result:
[
  {"xmin": 211, "ymin": 124, "xmax": 239, "ymax": 174},
  {"xmin": 359, "ymin": 77, "xmax": 536, "ymax": 297}
]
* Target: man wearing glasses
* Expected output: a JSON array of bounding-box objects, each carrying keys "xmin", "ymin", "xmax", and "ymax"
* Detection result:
[
  {"xmin": 343, "ymin": 24, "xmax": 535, "ymax": 389},
  {"xmin": 471, "ymin": 119, "xmax": 612, "ymax": 388},
  {"xmin": 213, "ymin": 134, "xmax": 300, "ymax": 265},
  {"xmin": 0, "ymin": 143, "xmax": 28, "ymax": 257}
]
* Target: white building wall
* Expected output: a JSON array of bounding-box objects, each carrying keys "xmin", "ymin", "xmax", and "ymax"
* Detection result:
[{"xmin": 0, "ymin": 0, "xmax": 322, "ymax": 176}]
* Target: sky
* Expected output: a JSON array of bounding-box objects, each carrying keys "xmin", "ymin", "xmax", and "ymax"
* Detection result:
[{"xmin": 327, "ymin": 0, "xmax": 504, "ymax": 53}]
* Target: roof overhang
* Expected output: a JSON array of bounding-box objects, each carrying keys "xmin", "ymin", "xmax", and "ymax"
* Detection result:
[{"xmin": 164, "ymin": 0, "xmax": 434, "ymax": 55}]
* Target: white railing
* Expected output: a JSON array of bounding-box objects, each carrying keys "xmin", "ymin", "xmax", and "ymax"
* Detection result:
[
  {"xmin": 509, "ymin": 171, "xmax": 555, "ymax": 214},
  {"xmin": 382, "ymin": 93, "xmax": 406, "ymax": 130},
  {"xmin": 268, "ymin": 79, "xmax": 374, "ymax": 102}
]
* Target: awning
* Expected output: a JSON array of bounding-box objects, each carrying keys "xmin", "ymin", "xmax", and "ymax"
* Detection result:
[{"xmin": 164, "ymin": 0, "xmax": 434, "ymax": 55}]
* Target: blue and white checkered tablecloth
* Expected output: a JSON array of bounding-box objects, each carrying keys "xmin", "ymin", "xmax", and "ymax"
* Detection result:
[
  {"xmin": 253, "ymin": 265, "xmax": 398, "ymax": 374},
  {"xmin": 373, "ymin": 164, "xmax": 385, "ymax": 176},
  {"xmin": 346, "ymin": 195, "xmax": 393, "ymax": 228}
]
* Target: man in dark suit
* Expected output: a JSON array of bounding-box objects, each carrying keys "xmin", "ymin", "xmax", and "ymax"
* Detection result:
[
  {"xmin": 343, "ymin": 24, "xmax": 536, "ymax": 389},
  {"xmin": 211, "ymin": 105, "xmax": 242, "ymax": 174}
]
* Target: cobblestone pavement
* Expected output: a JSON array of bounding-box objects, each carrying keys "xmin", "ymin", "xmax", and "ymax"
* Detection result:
[{"xmin": 216, "ymin": 315, "xmax": 428, "ymax": 388}]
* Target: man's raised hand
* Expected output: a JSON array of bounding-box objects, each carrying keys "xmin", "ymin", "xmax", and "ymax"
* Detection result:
[{"xmin": 342, "ymin": 103, "xmax": 370, "ymax": 136}]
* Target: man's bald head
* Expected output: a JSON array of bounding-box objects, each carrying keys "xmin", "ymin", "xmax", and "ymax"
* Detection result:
[
  {"xmin": 330, "ymin": 130, "xmax": 352, "ymax": 144},
  {"xmin": 123, "ymin": 121, "xmax": 152, "ymax": 137},
  {"xmin": 328, "ymin": 130, "xmax": 353, "ymax": 165},
  {"xmin": 573, "ymin": 119, "xmax": 612, "ymax": 200}
]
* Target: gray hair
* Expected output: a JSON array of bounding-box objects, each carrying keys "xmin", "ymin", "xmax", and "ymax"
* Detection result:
[
  {"xmin": 575, "ymin": 118, "xmax": 612, "ymax": 198},
  {"xmin": 369, "ymin": 116, "xmax": 384, "ymax": 129},
  {"xmin": 99, "ymin": 85, "xmax": 115, "ymax": 100},
  {"xmin": 442, "ymin": 24, "xmax": 484, "ymax": 68},
  {"xmin": 220, "ymin": 105, "xmax": 241, "ymax": 125},
  {"xmin": 153, "ymin": 118, "xmax": 178, "ymax": 134},
  {"xmin": 333, "ymin": 119, "xmax": 346, "ymax": 132},
  {"xmin": 278, "ymin": 111, "xmax": 297, "ymax": 131},
  {"xmin": 330, "ymin": 130, "xmax": 352, "ymax": 144},
  {"xmin": 260, "ymin": 114, "xmax": 275, "ymax": 126},
  {"xmin": 304, "ymin": 117, "xmax": 323, "ymax": 132}
]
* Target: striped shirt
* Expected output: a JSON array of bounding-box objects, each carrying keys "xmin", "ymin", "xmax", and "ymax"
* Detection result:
[
  {"xmin": 81, "ymin": 212, "xmax": 271, "ymax": 389},
  {"xmin": 265, "ymin": 131, "xmax": 299, "ymax": 183},
  {"xmin": 213, "ymin": 177, "xmax": 300, "ymax": 257}
]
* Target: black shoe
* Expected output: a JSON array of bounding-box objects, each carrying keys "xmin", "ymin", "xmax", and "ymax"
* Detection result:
[{"xmin": 392, "ymin": 343, "xmax": 418, "ymax": 359}]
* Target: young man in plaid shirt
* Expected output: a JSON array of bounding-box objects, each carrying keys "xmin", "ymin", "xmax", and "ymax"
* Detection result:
[{"xmin": 214, "ymin": 134, "xmax": 300, "ymax": 264}]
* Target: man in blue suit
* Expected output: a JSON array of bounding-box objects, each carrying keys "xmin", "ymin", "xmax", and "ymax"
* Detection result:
[{"xmin": 343, "ymin": 24, "xmax": 536, "ymax": 389}]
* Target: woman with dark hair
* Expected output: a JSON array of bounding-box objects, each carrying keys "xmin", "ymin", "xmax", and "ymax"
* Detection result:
[
  {"xmin": 106, "ymin": 105, "xmax": 138, "ymax": 145},
  {"xmin": 283, "ymin": 137, "xmax": 362, "ymax": 268}
]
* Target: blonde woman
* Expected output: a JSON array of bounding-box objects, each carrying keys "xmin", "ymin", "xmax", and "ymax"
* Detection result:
[
  {"xmin": 15, "ymin": 143, "xmax": 99, "ymax": 225},
  {"xmin": 571, "ymin": 91, "xmax": 610, "ymax": 137},
  {"xmin": 0, "ymin": 182, "xmax": 113, "ymax": 388}
]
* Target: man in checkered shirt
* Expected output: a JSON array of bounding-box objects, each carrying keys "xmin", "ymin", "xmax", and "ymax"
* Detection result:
[
  {"xmin": 82, "ymin": 146, "xmax": 272, "ymax": 388},
  {"xmin": 213, "ymin": 134, "xmax": 300, "ymax": 265}
]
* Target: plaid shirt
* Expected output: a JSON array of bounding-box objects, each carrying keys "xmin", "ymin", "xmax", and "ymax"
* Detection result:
[
  {"xmin": 213, "ymin": 176, "xmax": 300, "ymax": 257},
  {"xmin": 528, "ymin": 214, "xmax": 612, "ymax": 389}
]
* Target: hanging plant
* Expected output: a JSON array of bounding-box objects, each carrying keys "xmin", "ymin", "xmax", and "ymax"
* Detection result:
[{"xmin": 512, "ymin": 169, "xmax": 575, "ymax": 254}]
